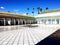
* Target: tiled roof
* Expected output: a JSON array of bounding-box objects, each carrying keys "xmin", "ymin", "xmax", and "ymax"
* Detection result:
[
  {"xmin": 0, "ymin": 10, "xmax": 35, "ymax": 19},
  {"xmin": 41, "ymin": 9, "xmax": 60, "ymax": 14}
]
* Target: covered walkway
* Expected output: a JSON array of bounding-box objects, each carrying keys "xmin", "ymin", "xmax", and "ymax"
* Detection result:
[{"xmin": 0, "ymin": 11, "xmax": 37, "ymax": 26}]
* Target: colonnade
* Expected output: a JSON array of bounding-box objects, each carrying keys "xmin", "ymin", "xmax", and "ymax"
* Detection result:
[
  {"xmin": 38, "ymin": 18, "xmax": 60, "ymax": 24},
  {"xmin": 0, "ymin": 18, "xmax": 36, "ymax": 26}
]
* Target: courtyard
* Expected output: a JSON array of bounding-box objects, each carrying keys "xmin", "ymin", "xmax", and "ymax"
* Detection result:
[{"xmin": 0, "ymin": 24, "xmax": 60, "ymax": 45}]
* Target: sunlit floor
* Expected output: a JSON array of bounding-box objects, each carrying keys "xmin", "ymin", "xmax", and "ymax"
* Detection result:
[{"xmin": 0, "ymin": 24, "xmax": 60, "ymax": 45}]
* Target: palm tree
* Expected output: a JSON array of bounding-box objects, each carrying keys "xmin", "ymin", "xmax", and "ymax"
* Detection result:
[
  {"xmin": 37, "ymin": 7, "xmax": 40, "ymax": 14},
  {"xmin": 46, "ymin": 7, "xmax": 48, "ymax": 10},
  {"xmin": 27, "ymin": 8, "xmax": 29, "ymax": 11},
  {"xmin": 37, "ymin": 7, "xmax": 42, "ymax": 14},
  {"xmin": 26, "ymin": 8, "xmax": 29, "ymax": 15},
  {"xmin": 32, "ymin": 8, "xmax": 34, "ymax": 11},
  {"xmin": 32, "ymin": 8, "xmax": 34, "ymax": 16},
  {"xmin": 26, "ymin": 13, "xmax": 28, "ymax": 15},
  {"xmin": 32, "ymin": 11, "xmax": 34, "ymax": 16},
  {"xmin": 8, "ymin": 11, "xmax": 10, "ymax": 12},
  {"xmin": 40, "ymin": 8, "xmax": 42, "ymax": 13}
]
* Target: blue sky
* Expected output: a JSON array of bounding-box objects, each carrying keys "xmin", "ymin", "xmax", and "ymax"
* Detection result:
[{"xmin": 0, "ymin": 0, "xmax": 60, "ymax": 16}]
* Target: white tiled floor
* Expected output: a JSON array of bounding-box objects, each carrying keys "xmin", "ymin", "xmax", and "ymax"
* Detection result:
[{"xmin": 0, "ymin": 24, "xmax": 60, "ymax": 45}]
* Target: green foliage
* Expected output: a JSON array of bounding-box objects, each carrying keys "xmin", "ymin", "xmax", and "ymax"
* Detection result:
[{"xmin": 18, "ymin": 15, "xmax": 35, "ymax": 20}]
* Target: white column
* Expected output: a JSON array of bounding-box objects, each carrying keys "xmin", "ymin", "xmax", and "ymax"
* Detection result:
[
  {"xmin": 57, "ymin": 19, "xmax": 59, "ymax": 24},
  {"xmin": 30, "ymin": 20, "xmax": 31, "ymax": 24},
  {"xmin": 46, "ymin": 19, "xmax": 48, "ymax": 24},
  {"xmin": 38, "ymin": 20, "xmax": 40, "ymax": 24},
  {"xmin": 18, "ymin": 19, "xmax": 19, "ymax": 25},
  {"xmin": 4, "ymin": 18, "xmax": 6, "ymax": 26},
  {"xmin": 26, "ymin": 20, "xmax": 28, "ymax": 23},
  {"xmin": 29, "ymin": 20, "xmax": 31, "ymax": 24},
  {"xmin": 59, "ymin": 19, "xmax": 60, "ymax": 24},
  {"xmin": 21, "ymin": 19, "xmax": 23, "ymax": 24},
  {"xmin": 43, "ymin": 20, "xmax": 44, "ymax": 24},
  {"xmin": 52, "ymin": 20, "xmax": 53, "ymax": 24},
  {"xmin": 53, "ymin": 19, "xmax": 55, "ymax": 24},
  {"xmin": 42, "ymin": 20, "xmax": 43, "ymax": 24},
  {"xmin": 10, "ymin": 19, "xmax": 11, "ymax": 25},
  {"xmin": 37, "ymin": 20, "xmax": 39, "ymax": 24},
  {"xmin": 44, "ymin": 20, "xmax": 46, "ymax": 24},
  {"xmin": 40, "ymin": 20, "xmax": 42, "ymax": 24},
  {"xmin": 43, "ymin": 20, "xmax": 45, "ymax": 24},
  {"xmin": 28, "ymin": 20, "xmax": 29, "ymax": 24},
  {"xmin": 31, "ymin": 20, "xmax": 32, "ymax": 24},
  {"xmin": 55, "ymin": 19, "xmax": 57, "ymax": 24},
  {"xmin": 51, "ymin": 19, "xmax": 52, "ymax": 24},
  {"xmin": 14, "ymin": 19, "xmax": 16, "ymax": 25},
  {"xmin": 51, "ymin": 18, "xmax": 54, "ymax": 24},
  {"xmin": 25, "ymin": 20, "xmax": 26, "ymax": 24},
  {"xmin": 8, "ymin": 19, "xmax": 11, "ymax": 25},
  {"xmin": 26, "ymin": 20, "xmax": 27, "ymax": 24},
  {"xmin": 27, "ymin": 20, "xmax": 29, "ymax": 24},
  {"xmin": 19, "ymin": 19, "xmax": 21, "ymax": 24},
  {"xmin": 39, "ymin": 20, "xmax": 41, "ymax": 24}
]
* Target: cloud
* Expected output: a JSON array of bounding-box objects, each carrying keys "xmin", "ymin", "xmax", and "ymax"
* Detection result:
[{"xmin": 0, "ymin": 6, "xmax": 5, "ymax": 9}]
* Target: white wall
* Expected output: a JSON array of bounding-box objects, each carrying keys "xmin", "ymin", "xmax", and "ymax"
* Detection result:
[
  {"xmin": 35, "ymin": 11, "xmax": 60, "ymax": 17},
  {"xmin": 35, "ymin": 11, "xmax": 60, "ymax": 24}
]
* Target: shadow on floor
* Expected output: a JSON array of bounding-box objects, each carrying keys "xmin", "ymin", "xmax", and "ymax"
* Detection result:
[
  {"xmin": 36, "ymin": 29, "xmax": 60, "ymax": 45},
  {"xmin": 23, "ymin": 24, "xmax": 38, "ymax": 28}
]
